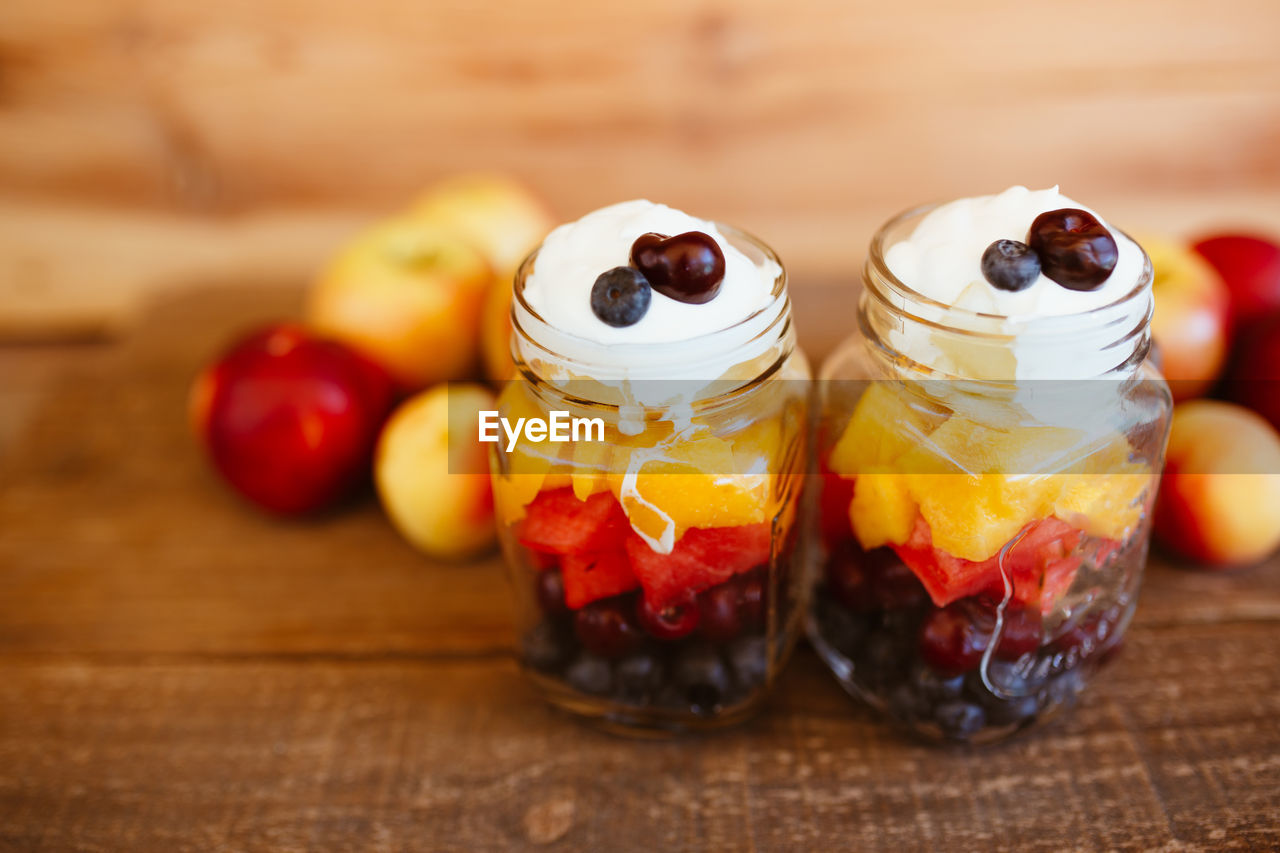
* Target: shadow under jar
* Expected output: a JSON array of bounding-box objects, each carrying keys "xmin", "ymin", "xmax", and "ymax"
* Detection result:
[
  {"xmin": 809, "ymin": 204, "xmax": 1172, "ymax": 744},
  {"xmin": 493, "ymin": 225, "xmax": 810, "ymax": 735}
]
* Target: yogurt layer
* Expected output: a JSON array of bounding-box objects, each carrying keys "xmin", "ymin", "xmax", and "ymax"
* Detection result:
[{"xmin": 881, "ymin": 186, "xmax": 1150, "ymax": 381}]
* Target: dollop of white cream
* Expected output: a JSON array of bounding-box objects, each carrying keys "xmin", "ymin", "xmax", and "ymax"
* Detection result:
[
  {"xmin": 881, "ymin": 186, "xmax": 1150, "ymax": 380},
  {"xmin": 523, "ymin": 199, "xmax": 779, "ymax": 347}
]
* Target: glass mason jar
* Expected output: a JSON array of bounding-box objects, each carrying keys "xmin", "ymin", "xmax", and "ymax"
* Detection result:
[
  {"xmin": 493, "ymin": 224, "xmax": 810, "ymax": 734},
  {"xmin": 808, "ymin": 205, "xmax": 1172, "ymax": 743}
]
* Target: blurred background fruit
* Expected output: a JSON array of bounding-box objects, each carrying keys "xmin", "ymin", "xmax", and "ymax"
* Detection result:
[
  {"xmin": 408, "ymin": 174, "xmax": 554, "ymax": 384},
  {"xmin": 410, "ymin": 174, "xmax": 555, "ymax": 278},
  {"xmin": 374, "ymin": 383, "xmax": 497, "ymax": 560},
  {"xmin": 1191, "ymin": 233, "xmax": 1280, "ymax": 334},
  {"xmin": 1153, "ymin": 400, "xmax": 1280, "ymax": 568},
  {"xmin": 305, "ymin": 216, "xmax": 493, "ymax": 391},
  {"xmin": 1220, "ymin": 313, "xmax": 1280, "ymax": 433},
  {"xmin": 190, "ymin": 324, "xmax": 393, "ymax": 514},
  {"xmin": 1144, "ymin": 234, "xmax": 1231, "ymax": 401}
]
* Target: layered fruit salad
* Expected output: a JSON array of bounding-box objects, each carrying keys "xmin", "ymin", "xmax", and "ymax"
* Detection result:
[
  {"xmin": 812, "ymin": 187, "xmax": 1165, "ymax": 741},
  {"xmin": 494, "ymin": 201, "xmax": 806, "ymax": 728}
]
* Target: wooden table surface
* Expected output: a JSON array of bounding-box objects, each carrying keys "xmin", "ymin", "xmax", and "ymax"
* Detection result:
[{"xmin": 1, "ymin": 285, "xmax": 1278, "ymax": 852}]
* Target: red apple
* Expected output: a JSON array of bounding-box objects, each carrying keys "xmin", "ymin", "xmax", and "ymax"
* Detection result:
[
  {"xmin": 1221, "ymin": 312, "xmax": 1280, "ymax": 433},
  {"xmin": 1190, "ymin": 233, "xmax": 1280, "ymax": 333},
  {"xmin": 1143, "ymin": 235, "xmax": 1231, "ymax": 401},
  {"xmin": 190, "ymin": 324, "xmax": 394, "ymax": 514},
  {"xmin": 1153, "ymin": 400, "xmax": 1280, "ymax": 568}
]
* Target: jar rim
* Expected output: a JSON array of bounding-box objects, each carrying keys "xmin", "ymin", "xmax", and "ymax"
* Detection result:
[
  {"xmin": 864, "ymin": 202, "xmax": 1154, "ymax": 343},
  {"xmin": 511, "ymin": 221, "xmax": 793, "ymax": 383}
]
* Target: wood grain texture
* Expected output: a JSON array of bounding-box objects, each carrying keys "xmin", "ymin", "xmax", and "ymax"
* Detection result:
[
  {"xmin": 1, "ymin": 287, "xmax": 1278, "ymax": 850},
  {"xmin": 2, "ymin": 0, "xmax": 1280, "ymax": 337}
]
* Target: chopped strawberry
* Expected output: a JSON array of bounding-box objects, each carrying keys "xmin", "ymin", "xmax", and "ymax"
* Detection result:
[
  {"xmin": 892, "ymin": 516, "xmax": 1103, "ymax": 610},
  {"xmin": 518, "ymin": 488, "xmax": 629, "ymax": 555},
  {"xmin": 560, "ymin": 548, "xmax": 639, "ymax": 609},
  {"xmin": 625, "ymin": 523, "xmax": 772, "ymax": 609}
]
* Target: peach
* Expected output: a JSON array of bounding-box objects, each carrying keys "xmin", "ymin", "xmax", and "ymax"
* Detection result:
[
  {"xmin": 306, "ymin": 216, "xmax": 492, "ymax": 391},
  {"xmin": 1154, "ymin": 400, "xmax": 1280, "ymax": 568},
  {"xmin": 410, "ymin": 174, "xmax": 554, "ymax": 383},
  {"xmin": 1144, "ymin": 234, "xmax": 1231, "ymax": 401},
  {"xmin": 374, "ymin": 383, "xmax": 497, "ymax": 560}
]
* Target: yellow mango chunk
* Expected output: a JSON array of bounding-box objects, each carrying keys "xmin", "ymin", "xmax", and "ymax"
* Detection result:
[{"xmin": 841, "ymin": 384, "xmax": 1154, "ymax": 562}]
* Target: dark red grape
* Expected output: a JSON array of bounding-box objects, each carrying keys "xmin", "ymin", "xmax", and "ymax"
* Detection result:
[
  {"xmin": 590, "ymin": 266, "xmax": 651, "ymax": 327},
  {"xmin": 1027, "ymin": 208, "xmax": 1118, "ymax": 291},
  {"xmin": 630, "ymin": 231, "xmax": 725, "ymax": 305},
  {"xmin": 637, "ymin": 592, "xmax": 701, "ymax": 641},
  {"xmin": 698, "ymin": 583, "xmax": 743, "ymax": 643},
  {"xmin": 981, "ymin": 239, "xmax": 1041, "ymax": 292},
  {"xmin": 919, "ymin": 603, "xmax": 991, "ymax": 676},
  {"xmin": 534, "ymin": 568, "xmax": 568, "ymax": 616},
  {"xmin": 734, "ymin": 573, "xmax": 766, "ymax": 630},
  {"xmin": 574, "ymin": 598, "xmax": 643, "ymax": 658}
]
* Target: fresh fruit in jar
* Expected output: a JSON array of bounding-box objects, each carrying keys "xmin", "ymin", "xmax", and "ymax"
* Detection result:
[
  {"xmin": 374, "ymin": 383, "xmax": 497, "ymax": 560},
  {"xmin": 1190, "ymin": 233, "xmax": 1280, "ymax": 333},
  {"xmin": 624, "ymin": 523, "xmax": 772, "ymax": 610},
  {"xmin": 190, "ymin": 324, "xmax": 393, "ymax": 515},
  {"xmin": 1144, "ymin": 234, "xmax": 1232, "ymax": 401},
  {"xmin": 1027, "ymin": 208, "xmax": 1118, "ymax": 291},
  {"xmin": 573, "ymin": 598, "xmax": 643, "ymax": 658},
  {"xmin": 825, "ymin": 541, "xmax": 926, "ymax": 612},
  {"xmin": 630, "ymin": 231, "xmax": 726, "ymax": 304},
  {"xmin": 306, "ymin": 216, "xmax": 493, "ymax": 391},
  {"xmin": 1153, "ymin": 400, "xmax": 1280, "ymax": 568},
  {"xmin": 518, "ymin": 488, "xmax": 630, "ymax": 556},
  {"xmin": 610, "ymin": 435, "xmax": 771, "ymax": 544},
  {"xmin": 590, "ymin": 266, "xmax": 652, "ymax": 327},
  {"xmin": 560, "ymin": 549, "xmax": 639, "ymax": 610},
  {"xmin": 980, "ymin": 239, "xmax": 1041, "ymax": 292},
  {"xmin": 1221, "ymin": 313, "xmax": 1280, "ymax": 433},
  {"xmin": 891, "ymin": 515, "xmax": 1096, "ymax": 610},
  {"xmin": 637, "ymin": 591, "xmax": 701, "ymax": 640}
]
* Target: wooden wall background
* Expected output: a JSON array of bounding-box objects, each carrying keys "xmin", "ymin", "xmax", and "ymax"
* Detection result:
[{"xmin": 2, "ymin": 0, "xmax": 1279, "ymax": 337}]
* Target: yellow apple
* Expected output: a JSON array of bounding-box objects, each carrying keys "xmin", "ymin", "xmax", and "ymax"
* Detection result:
[
  {"xmin": 306, "ymin": 216, "xmax": 492, "ymax": 391},
  {"xmin": 1143, "ymin": 234, "xmax": 1231, "ymax": 402},
  {"xmin": 411, "ymin": 174, "xmax": 554, "ymax": 383},
  {"xmin": 1154, "ymin": 400, "xmax": 1280, "ymax": 567},
  {"xmin": 411, "ymin": 173, "xmax": 554, "ymax": 275},
  {"xmin": 375, "ymin": 383, "xmax": 497, "ymax": 560}
]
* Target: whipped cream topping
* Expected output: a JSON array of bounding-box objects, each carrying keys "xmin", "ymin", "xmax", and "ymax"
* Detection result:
[
  {"xmin": 516, "ymin": 200, "xmax": 784, "ymax": 385},
  {"xmin": 880, "ymin": 186, "xmax": 1150, "ymax": 381}
]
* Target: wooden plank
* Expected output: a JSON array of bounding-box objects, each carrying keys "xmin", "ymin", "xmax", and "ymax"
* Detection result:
[
  {"xmin": 2, "ymin": 286, "xmax": 1277, "ymax": 662},
  {"xmin": 0, "ymin": 624, "xmax": 1276, "ymax": 851}
]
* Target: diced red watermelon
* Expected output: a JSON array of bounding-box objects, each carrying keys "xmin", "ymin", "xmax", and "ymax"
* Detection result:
[
  {"xmin": 560, "ymin": 548, "xmax": 639, "ymax": 609},
  {"xmin": 891, "ymin": 516, "xmax": 1103, "ymax": 611},
  {"xmin": 518, "ymin": 488, "xmax": 629, "ymax": 555},
  {"xmin": 625, "ymin": 523, "xmax": 772, "ymax": 609}
]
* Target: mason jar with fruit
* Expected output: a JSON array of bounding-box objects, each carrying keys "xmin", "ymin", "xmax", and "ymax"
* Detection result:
[
  {"xmin": 809, "ymin": 187, "xmax": 1173, "ymax": 743},
  {"xmin": 491, "ymin": 201, "xmax": 809, "ymax": 733}
]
